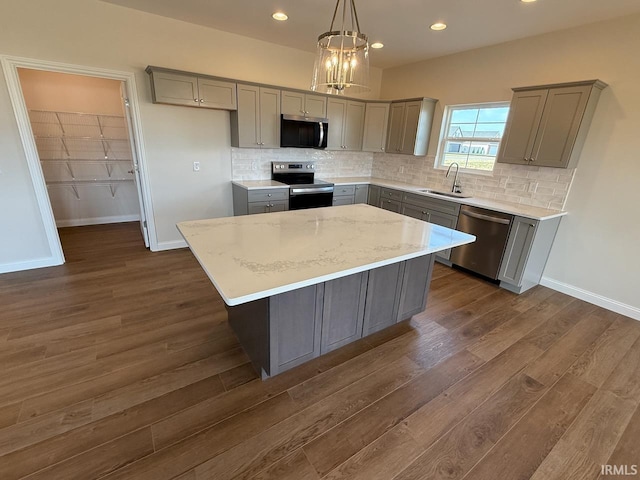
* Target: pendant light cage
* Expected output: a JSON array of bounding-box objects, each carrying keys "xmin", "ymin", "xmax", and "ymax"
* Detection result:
[{"xmin": 311, "ymin": 0, "xmax": 370, "ymax": 95}]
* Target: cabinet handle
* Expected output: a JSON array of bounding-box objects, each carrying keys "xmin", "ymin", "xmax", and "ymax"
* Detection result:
[
  {"xmin": 529, "ymin": 223, "xmax": 535, "ymax": 227},
  {"xmin": 199, "ymin": 99, "xmax": 204, "ymax": 103},
  {"xmin": 381, "ymin": 147, "xmax": 384, "ymax": 151},
  {"xmin": 530, "ymin": 157, "xmax": 535, "ymax": 162},
  {"xmin": 267, "ymin": 193, "xmax": 272, "ymax": 197}
]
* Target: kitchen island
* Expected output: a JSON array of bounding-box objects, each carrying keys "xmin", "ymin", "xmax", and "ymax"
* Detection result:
[{"xmin": 177, "ymin": 204, "xmax": 474, "ymax": 378}]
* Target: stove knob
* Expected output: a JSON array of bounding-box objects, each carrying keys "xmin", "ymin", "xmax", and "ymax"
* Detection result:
[{"xmin": 274, "ymin": 165, "xmax": 280, "ymax": 169}]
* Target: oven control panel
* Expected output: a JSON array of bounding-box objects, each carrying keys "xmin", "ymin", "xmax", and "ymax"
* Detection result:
[{"xmin": 272, "ymin": 162, "xmax": 315, "ymax": 172}]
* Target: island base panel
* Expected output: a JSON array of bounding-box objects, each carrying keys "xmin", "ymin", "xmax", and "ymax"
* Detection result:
[{"xmin": 226, "ymin": 255, "xmax": 435, "ymax": 379}]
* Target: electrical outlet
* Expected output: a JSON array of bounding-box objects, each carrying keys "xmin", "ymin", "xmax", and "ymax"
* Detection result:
[{"xmin": 193, "ymin": 161, "xmax": 200, "ymax": 172}]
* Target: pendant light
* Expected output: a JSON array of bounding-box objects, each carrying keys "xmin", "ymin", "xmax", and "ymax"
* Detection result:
[{"xmin": 311, "ymin": 0, "xmax": 370, "ymax": 95}]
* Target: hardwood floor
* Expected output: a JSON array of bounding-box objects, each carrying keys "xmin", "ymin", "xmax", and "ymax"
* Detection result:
[{"xmin": 1, "ymin": 222, "xmax": 639, "ymax": 480}]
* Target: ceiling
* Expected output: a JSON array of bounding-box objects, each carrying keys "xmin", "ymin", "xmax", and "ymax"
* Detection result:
[{"xmin": 100, "ymin": 0, "xmax": 640, "ymax": 69}]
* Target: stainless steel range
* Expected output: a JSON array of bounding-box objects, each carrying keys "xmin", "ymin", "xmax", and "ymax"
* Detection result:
[{"xmin": 272, "ymin": 161, "xmax": 334, "ymax": 210}]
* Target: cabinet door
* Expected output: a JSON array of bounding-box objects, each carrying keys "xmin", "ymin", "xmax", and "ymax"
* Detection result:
[
  {"xmin": 327, "ymin": 98, "xmax": 347, "ymax": 150},
  {"xmin": 197, "ymin": 78, "xmax": 237, "ymax": 110},
  {"xmin": 386, "ymin": 103, "xmax": 405, "ymax": 153},
  {"xmin": 362, "ymin": 103, "xmax": 390, "ymax": 152},
  {"xmin": 401, "ymin": 203, "xmax": 427, "ymax": 221},
  {"xmin": 354, "ymin": 185, "xmax": 369, "ymax": 204},
  {"xmin": 397, "ymin": 255, "xmax": 433, "ymax": 320},
  {"xmin": 368, "ymin": 185, "xmax": 381, "ymax": 206},
  {"xmin": 362, "ymin": 263, "xmax": 403, "ymax": 335},
  {"xmin": 427, "ymin": 210, "xmax": 458, "ymax": 260},
  {"xmin": 497, "ymin": 89, "xmax": 548, "ymax": 165},
  {"xmin": 281, "ymin": 90, "xmax": 306, "ymax": 116},
  {"xmin": 379, "ymin": 198, "xmax": 402, "ymax": 213},
  {"xmin": 151, "ymin": 71, "xmax": 199, "ymax": 107},
  {"xmin": 305, "ymin": 94, "xmax": 327, "ymax": 118},
  {"xmin": 530, "ymin": 85, "xmax": 591, "ymax": 168},
  {"xmin": 343, "ymin": 101, "xmax": 365, "ymax": 151},
  {"xmin": 259, "ymin": 88, "xmax": 281, "ymax": 148},
  {"xmin": 321, "ymin": 273, "xmax": 367, "ymax": 353},
  {"xmin": 498, "ymin": 217, "xmax": 538, "ymax": 286},
  {"xmin": 235, "ymin": 84, "xmax": 260, "ymax": 147},
  {"xmin": 270, "ymin": 285, "xmax": 323, "ymax": 375},
  {"xmin": 400, "ymin": 101, "xmax": 422, "ymax": 155}
]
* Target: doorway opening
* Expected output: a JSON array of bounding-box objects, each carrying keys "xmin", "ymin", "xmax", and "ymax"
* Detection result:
[{"xmin": 1, "ymin": 55, "xmax": 155, "ymax": 269}]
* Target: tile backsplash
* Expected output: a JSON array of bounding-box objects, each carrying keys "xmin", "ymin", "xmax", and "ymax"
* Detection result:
[
  {"xmin": 231, "ymin": 149, "xmax": 574, "ymax": 210},
  {"xmin": 371, "ymin": 154, "xmax": 575, "ymax": 210},
  {"xmin": 231, "ymin": 148, "xmax": 374, "ymax": 180}
]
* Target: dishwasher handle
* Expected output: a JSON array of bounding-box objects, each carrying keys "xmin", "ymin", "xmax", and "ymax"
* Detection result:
[{"xmin": 460, "ymin": 208, "xmax": 511, "ymax": 225}]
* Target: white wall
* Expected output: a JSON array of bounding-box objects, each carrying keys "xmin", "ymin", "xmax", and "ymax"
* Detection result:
[
  {"xmin": 0, "ymin": 0, "xmax": 383, "ymax": 264},
  {"xmin": 380, "ymin": 14, "xmax": 640, "ymax": 317}
]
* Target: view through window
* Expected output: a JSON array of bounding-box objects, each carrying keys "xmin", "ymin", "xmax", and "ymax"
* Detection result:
[{"xmin": 436, "ymin": 102, "xmax": 510, "ymax": 172}]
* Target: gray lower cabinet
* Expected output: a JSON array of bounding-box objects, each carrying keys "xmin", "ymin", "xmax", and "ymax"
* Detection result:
[
  {"xmin": 354, "ymin": 184, "xmax": 369, "ymax": 204},
  {"xmin": 362, "ymin": 263, "xmax": 404, "ymax": 335},
  {"xmin": 232, "ymin": 184, "xmax": 289, "ymax": 215},
  {"xmin": 226, "ymin": 255, "xmax": 435, "ymax": 377},
  {"xmin": 321, "ymin": 273, "xmax": 368, "ymax": 353},
  {"xmin": 332, "ymin": 184, "xmax": 368, "ymax": 207},
  {"xmin": 332, "ymin": 184, "xmax": 356, "ymax": 206},
  {"xmin": 379, "ymin": 198, "xmax": 402, "ymax": 213},
  {"xmin": 402, "ymin": 192, "xmax": 460, "ymax": 260},
  {"xmin": 368, "ymin": 185, "xmax": 381, "ymax": 206},
  {"xmin": 498, "ymin": 215, "xmax": 562, "ymax": 293},
  {"xmin": 270, "ymin": 285, "xmax": 324, "ymax": 375}
]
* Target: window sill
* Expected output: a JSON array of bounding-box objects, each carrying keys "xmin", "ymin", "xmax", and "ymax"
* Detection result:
[{"xmin": 435, "ymin": 166, "xmax": 495, "ymax": 177}]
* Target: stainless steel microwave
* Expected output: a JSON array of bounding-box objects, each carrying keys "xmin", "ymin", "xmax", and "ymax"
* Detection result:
[{"xmin": 280, "ymin": 114, "xmax": 328, "ymax": 149}]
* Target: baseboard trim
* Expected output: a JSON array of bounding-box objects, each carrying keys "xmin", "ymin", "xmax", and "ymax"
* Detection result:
[
  {"xmin": 153, "ymin": 239, "xmax": 188, "ymax": 252},
  {"xmin": 0, "ymin": 256, "xmax": 63, "ymax": 274},
  {"xmin": 540, "ymin": 276, "xmax": 640, "ymax": 321},
  {"xmin": 56, "ymin": 215, "xmax": 141, "ymax": 228}
]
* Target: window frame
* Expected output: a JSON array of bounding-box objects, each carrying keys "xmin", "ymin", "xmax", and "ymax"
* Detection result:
[{"xmin": 435, "ymin": 101, "xmax": 510, "ymax": 174}]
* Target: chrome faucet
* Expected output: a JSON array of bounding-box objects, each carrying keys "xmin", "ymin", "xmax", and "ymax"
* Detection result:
[{"xmin": 446, "ymin": 162, "xmax": 461, "ymax": 193}]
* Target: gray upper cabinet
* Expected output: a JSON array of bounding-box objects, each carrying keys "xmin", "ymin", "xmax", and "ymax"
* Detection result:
[
  {"xmin": 362, "ymin": 103, "xmax": 390, "ymax": 153},
  {"xmin": 385, "ymin": 98, "xmax": 437, "ymax": 156},
  {"xmin": 497, "ymin": 80, "xmax": 607, "ymax": 168},
  {"xmin": 146, "ymin": 67, "xmax": 237, "ymax": 110},
  {"xmin": 327, "ymin": 98, "xmax": 365, "ymax": 151},
  {"xmin": 231, "ymin": 84, "xmax": 281, "ymax": 148},
  {"xmin": 281, "ymin": 91, "xmax": 327, "ymax": 118}
]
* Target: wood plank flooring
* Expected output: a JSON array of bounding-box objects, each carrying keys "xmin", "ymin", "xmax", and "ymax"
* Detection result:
[{"xmin": 1, "ymin": 222, "xmax": 639, "ymax": 480}]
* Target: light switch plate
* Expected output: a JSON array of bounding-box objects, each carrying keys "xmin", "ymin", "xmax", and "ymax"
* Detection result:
[{"xmin": 193, "ymin": 161, "xmax": 200, "ymax": 172}]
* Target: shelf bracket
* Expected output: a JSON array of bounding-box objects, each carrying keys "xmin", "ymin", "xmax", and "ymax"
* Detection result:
[
  {"xmin": 104, "ymin": 162, "xmax": 114, "ymax": 178},
  {"xmin": 60, "ymin": 137, "xmax": 71, "ymax": 158},
  {"xmin": 108, "ymin": 183, "xmax": 117, "ymax": 198},
  {"xmin": 70, "ymin": 184, "xmax": 80, "ymax": 200},
  {"xmin": 65, "ymin": 161, "xmax": 75, "ymax": 179}
]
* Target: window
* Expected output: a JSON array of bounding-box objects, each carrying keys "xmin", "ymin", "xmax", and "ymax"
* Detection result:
[{"xmin": 436, "ymin": 102, "xmax": 510, "ymax": 172}]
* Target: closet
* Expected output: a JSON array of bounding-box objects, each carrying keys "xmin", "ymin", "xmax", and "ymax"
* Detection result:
[{"xmin": 18, "ymin": 69, "xmax": 142, "ymax": 229}]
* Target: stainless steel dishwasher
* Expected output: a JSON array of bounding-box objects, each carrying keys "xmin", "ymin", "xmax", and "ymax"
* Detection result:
[{"xmin": 450, "ymin": 205, "xmax": 513, "ymax": 279}]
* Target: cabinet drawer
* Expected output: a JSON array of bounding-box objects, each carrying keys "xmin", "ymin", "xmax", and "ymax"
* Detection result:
[
  {"xmin": 403, "ymin": 193, "xmax": 461, "ymax": 216},
  {"xmin": 333, "ymin": 196, "xmax": 354, "ymax": 206},
  {"xmin": 248, "ymin": 199, "xmax": 288, "ymax": 214},
  {"xmin": 247, "ymin": 189, "xmax": 288, "ymax": 202},
  {"xmin": 379, "ymin": 198, "xmax": 402, "ymax": 213},
  {"xmin": 380, "ymin": 188, "xmax": 403, "ymax": 202},
  {"xmin": 334, "ymin": 185, "xmax": 356, "ymax": 196}
]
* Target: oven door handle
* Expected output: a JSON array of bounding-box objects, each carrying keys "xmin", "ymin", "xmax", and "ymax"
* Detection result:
[
  {"xmin": 290, "ymin": 186, "xmax": 334, "ymax": 195},
  {"xmin": 318, "ymin": 122, "xmax": 324, "ymax": 148}
]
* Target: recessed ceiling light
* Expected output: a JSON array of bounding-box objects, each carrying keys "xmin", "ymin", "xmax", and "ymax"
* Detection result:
[
  {"xmin": 520, "ymin": 0, "xmax": 537, "ymax": 2},
  {"xmin": 272, "ymin": 12, "xmax": 288, "ymax": 21},
  {"xmin": 371, "ymin": 42, "xmax": 384, "ymax": 49},
  {"xmin": 430, "ymin": 22, "xmax": 447, "ymax": 31}
]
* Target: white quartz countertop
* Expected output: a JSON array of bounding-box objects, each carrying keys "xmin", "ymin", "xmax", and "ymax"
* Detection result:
[
  {"xmin": 233, "ymin": 177, "xmax": 566, "ymax": 220},
  {"xmin": 231, "ymin": 180, "xmax": 288, "ymax": 189},
  {"xmin": 177, "ymin": 204, "xmax": 475, "ymax": 306},
  {"xmin": 323, "ymin": 177, "xmax": 567, "ymax": 220}
]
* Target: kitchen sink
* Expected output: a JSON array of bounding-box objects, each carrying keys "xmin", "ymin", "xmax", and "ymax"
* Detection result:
[{"xmin": 418, "ymin": 189, "xmax": 471, "ymax": 199}]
